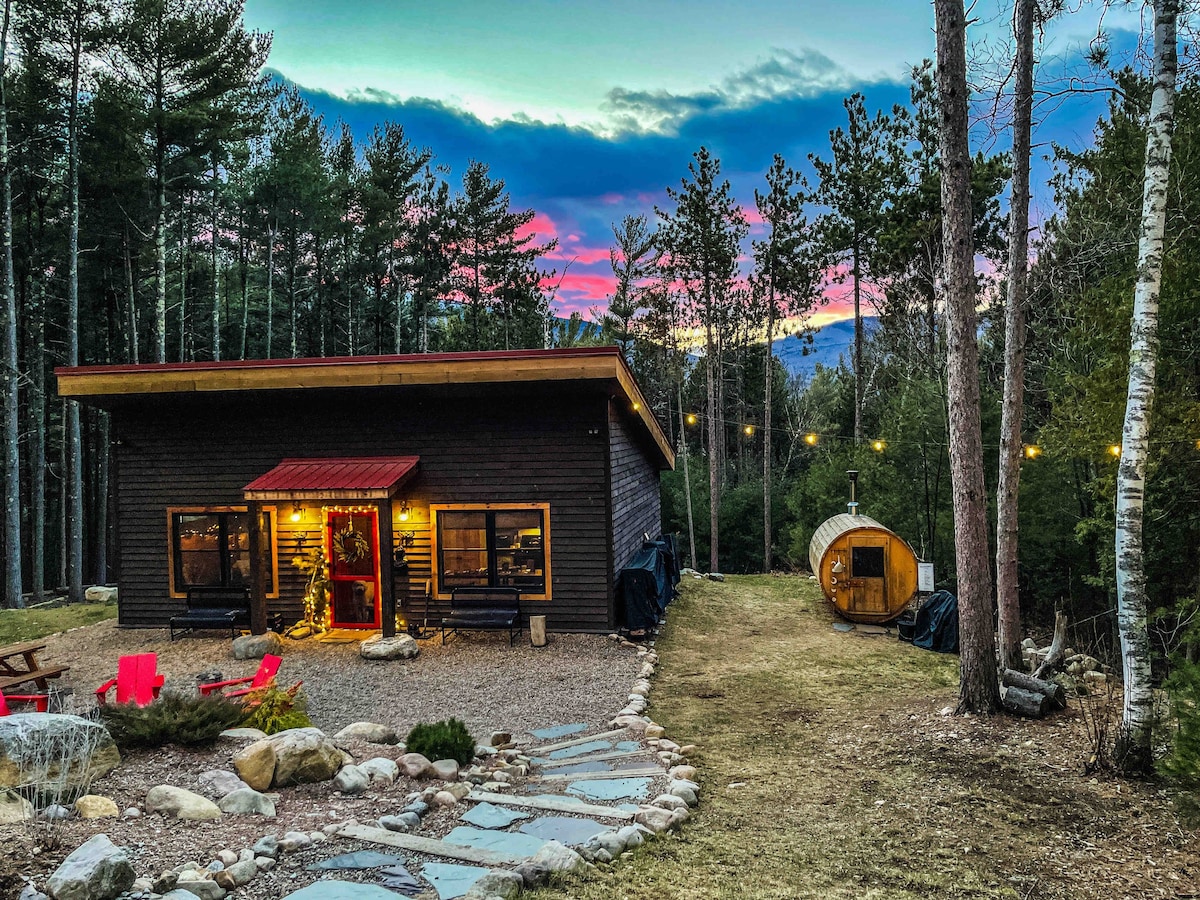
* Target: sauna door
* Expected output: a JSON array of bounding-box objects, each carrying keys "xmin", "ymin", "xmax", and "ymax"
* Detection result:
[
  {"xmin": 848, "ymin": 537, "xmax": 888, "ymax": 615},
  {"xmin": 326, "ymin": 510, "xmax": 380, "ymax": 628}
]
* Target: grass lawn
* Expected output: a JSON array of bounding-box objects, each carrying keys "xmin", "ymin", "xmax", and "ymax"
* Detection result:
[
  {"xmin": 533, "ymin": 575, "xmax": 1197, "ymax": 900},
  {"xmin": 0, "ymin": 600, "xmax": 117, "ymax": 645}
]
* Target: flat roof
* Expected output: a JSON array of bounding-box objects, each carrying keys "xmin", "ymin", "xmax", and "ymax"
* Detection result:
[{"xmin": 56, "ymin": 347, "xmax": 674, "ymax": 468}]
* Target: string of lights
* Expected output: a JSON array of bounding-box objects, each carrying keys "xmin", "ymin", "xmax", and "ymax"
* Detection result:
[{"xmin": 667, "ymin": 407, "xmax": 1200, "ymax": 458}]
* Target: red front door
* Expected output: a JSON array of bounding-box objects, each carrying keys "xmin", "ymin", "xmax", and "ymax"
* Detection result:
[{"xmin": 326, "ymin": 510, "xmax": 380, "ymax": 628}]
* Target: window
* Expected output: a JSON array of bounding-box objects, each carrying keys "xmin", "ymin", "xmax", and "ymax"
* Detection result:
[
  {"xmin": 168, "ymin": 507, "xmax": 277, "ymax": 597},
  {"xmin": 851, "ymin": 546, "xmax": 886, "ymax": 579},
  {"xmin": 433, "ymin": 504, "xmax": 549, "ymax": 599}
]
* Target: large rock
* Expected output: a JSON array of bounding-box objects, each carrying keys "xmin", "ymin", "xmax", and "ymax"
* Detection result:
[
  {"xmin": 0, "ymin": 714, "xmax": 120, "ymax": 792},
  {"xmin": 333, "ymin": 722, "xmax": 400, "ymax": 745},
  {"xmin": 359, "ymin": 634, "xmax": 419, "ymax": 661},
  {"xmin": 463, "ymin": 869, "xmax": 524, "ymax": 900},
  {"xmin": 45, "ymin": 834, "xmax": 135, "ymax": 900},
  {"xmin": 173, "ymin": 870, "xmax": 226, "ymax": 900},
  {"xmin": 529, "ymin": 840, "xmax": 587, "ymax": 875},
  {"xmin": 235, "ymin": 728, "xmax": 344, "ymax": 790},
  {"xmin": 145, "ymin": 786, "xmax": 222, "ymax": 821},
  {"xmin": 232, "ymin": 632, "xmax": 283, "ymax": 661},
  {"xmin": 397, "ymin": 752, "xmax": 434, "ymax": 779},
  {"xmin": 197, "ymin": 770, "xmax": 249, "ymax": 800},
  {"xmin": 333, "ymin": 765, "xmax": 370, "ymax": 795},
  {"xmin": 217, "ymin": 788, "xmax": 276, "ymax": 817},
  {"xmin": 430, "ymin": 758, "xmax": 459, "ymax": 781},
  {"xmin": 0, "ymin": 788, "xmax": 32, "ymax": 823},
  {"xmin": 74, "ymin": 795, "xmax": 119, "ymax": 819},
  {"xmin": 84, "ymin": 585, "xmax": 118, "ymax": 603},
  {"xmin": 359, "ymin": 757, "xmax": 399, "ymax": 785},
  {"xmin": 634, "ymin": 805, "xmax": 677, "ymax": 833}
]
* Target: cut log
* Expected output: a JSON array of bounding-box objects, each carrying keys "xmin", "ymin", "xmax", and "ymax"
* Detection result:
[
  {"xmin": 1001, "ymin": 668, "xmax": 1067, "ymax": 709},
  {"xmin": 1001, "ymin": 685, "xmax": 1049, "ymax": 718},
  {"xmin": 1032, "ymin": 611, "xmax": 1068, "ymax": 680}
]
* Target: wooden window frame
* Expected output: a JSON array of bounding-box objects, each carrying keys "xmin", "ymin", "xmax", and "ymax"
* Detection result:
[
  {"xmin": 166, "ymin": 506, "xmax": 280, "ymax": 600},
  {"xmin": 430, "ymin": 502, "xmax": 551, "ymax": 601}
]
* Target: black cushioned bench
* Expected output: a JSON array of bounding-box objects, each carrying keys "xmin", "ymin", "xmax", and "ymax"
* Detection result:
[
  {"xmin": 442, "ymin": 587, "xmax": 522, "ymax": 645},
  {"xmin": 169, "ymin": 586, "xmax": 283, "ymax": 641}
]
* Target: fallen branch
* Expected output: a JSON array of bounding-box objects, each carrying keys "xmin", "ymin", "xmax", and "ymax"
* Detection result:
[
  {"xmin": 1002, "ymin": 668, "xmax": 1067, "ymax": 710},
  {"xmin": 1033, "ymin": 611, "xmax": 1068, "ymax": 680}
]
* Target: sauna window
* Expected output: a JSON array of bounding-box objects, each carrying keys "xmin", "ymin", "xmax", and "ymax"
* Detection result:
[{"xmin": 851, "ymin": 546, "xmax": 886, "ymax": 578}]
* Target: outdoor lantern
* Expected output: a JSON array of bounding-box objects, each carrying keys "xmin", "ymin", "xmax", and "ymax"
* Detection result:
[
  {"xmin": 290, "ymin": 503, "xmax": 303, "ymax": 523},
  {"xmin": 398, "ymin": 501, "xmax": 411, "ymax": 522}
]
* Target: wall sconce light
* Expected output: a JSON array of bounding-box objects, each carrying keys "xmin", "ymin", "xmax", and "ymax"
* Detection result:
[
  {"xmin": 289, "ymin": 503, "xmax": 303, "ymax": 523},
  {"xmin": 398, "ymin": 501, "xmax": 411, "ymax": 523}
]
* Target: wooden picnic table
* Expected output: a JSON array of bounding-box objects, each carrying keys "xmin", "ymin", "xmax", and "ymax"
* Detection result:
[{"xmin": 0, "ymin": 639, "xmax": 69, "ymax": 692}]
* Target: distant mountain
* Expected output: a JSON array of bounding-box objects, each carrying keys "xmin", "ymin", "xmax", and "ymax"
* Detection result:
[{"xmin": 772, "ymin": 317, "xmax": 878, "ymax": 381}]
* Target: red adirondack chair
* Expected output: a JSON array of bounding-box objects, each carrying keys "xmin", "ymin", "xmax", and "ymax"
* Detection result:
[
  {"xmin": 198, "ymin": 654, "xmax": 284, "ymax": 699},
  {"xmin": 95, "ymin": 653, "xmax": 165, "ymax": 707},
  {"xmin": 0, "ymin": 691, "xmax": 49, "ymax": 715}
]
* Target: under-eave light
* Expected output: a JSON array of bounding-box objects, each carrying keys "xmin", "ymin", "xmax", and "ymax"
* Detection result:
[{"xmin": 289, "ymin": 504, "xmax": 302, "ymax": 523}]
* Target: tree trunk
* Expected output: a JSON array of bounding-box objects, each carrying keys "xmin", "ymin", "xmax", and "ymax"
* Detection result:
[
  {"xmin": 763, "ymin": 287, "xmax": 774, "ymax": 572},
  {"xmin": 123, "ymin": 226, "xmax": 139, "ymax": 363},
  {"xmin": 935, "ymin": 0, "xmax": 999, "ymax": 713},
  {"xmin": 677, "ymin": 387, "xmax": 697, "ymax": 570},
  {"xmin": 852, "ymin": 241, "xmax": 863, "ymax": 444},
  {"xmin": 1115, "ymin": 0, "xmax": 1179, "ymax": 776},
  {"xmin": 1033, "ymin": 610, "xmax": 1068, "ymax": 679},
  {"xmin": 705, "ymin": 319, "xmax": 719, "ymax": 573},
  {"xmin": 0, "ymin": 0, "xmax": 21, "ymax": 608},
  {"xmin": 28, "ymin": 282, "xmax": 44, "ymax": 603},
  {"xmin": 60, "ymin": 0, "xmax": 83, "ymax": 603},
  {"xmin": 239, "ymin": 209, "xmax": 248, "ymax": 359},
  {"xmin": 154, "ymin": 101, "xmax": 167, "ymax": 363},
  {"xmin": 265, "ymin": 220, "xmax": 275, "ymax": 358},
  {"xmin": 996, "ymin": 0, "xmax": 1035, "ymax": 673},
  {"xmin": 211, "ymin": 160, "xmax": 220, "ymax": 361}
]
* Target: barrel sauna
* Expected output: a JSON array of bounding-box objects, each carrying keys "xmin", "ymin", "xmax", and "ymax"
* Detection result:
[{"xmin": 808, "ymin": 513, "xmax": 919, "ymax": 623}]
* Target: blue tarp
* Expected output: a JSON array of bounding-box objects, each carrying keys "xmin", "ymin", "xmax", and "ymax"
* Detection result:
[
  {"xmin": 616, "ymin": 534, "xmax": 679, "ymax": 632},
  {"xmin": 913, "ymin": 590, "xmax": 959, "ymax": 653}
]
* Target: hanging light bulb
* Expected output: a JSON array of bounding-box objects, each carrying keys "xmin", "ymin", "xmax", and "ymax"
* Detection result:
[
  {"xmin": 743, "ymin": 424, "xmax": 755, "ymax": 436},
  {"xmin": 1108, "ymin": 444, "xmax": 1122, "ymax": 458},
  {"xmin": 686, "ymin": 413, "xmax": 698, "ymax": 426},
  {"xmin": 872, "ymin": 439, "xmax": 886, "ymax": 453},
  {"xmin": 804, "ymin": 433, "xmax": 819, "ymax": 446},
  {"xmin": 1023, "ymin": 444, "xmax": 1042, "ymax": 460}
]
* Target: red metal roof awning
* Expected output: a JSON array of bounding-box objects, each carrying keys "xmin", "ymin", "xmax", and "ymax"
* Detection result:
[{"xmin": 243, "ymin": 456, "xmax": 419, "ymax": 501}]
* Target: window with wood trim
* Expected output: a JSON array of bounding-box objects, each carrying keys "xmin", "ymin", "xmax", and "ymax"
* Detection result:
[
  {"xmin": 432, "ymin": 504, "xmax": 549, "ymax": 599},
  {"xmin": 167, "ymin": 507, "xmax": 278, "ymax": 598}
]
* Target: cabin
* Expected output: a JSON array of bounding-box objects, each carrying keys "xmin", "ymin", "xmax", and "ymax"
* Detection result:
[
  {"xmin": 808, "ymin": 476, "xmax": 920, "ymax": 623},
  {"xmin": 56, "ymin": 347, "xmax": 674, "ymax": 637}
]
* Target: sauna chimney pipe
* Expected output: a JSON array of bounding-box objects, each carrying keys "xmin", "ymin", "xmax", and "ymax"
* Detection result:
[{"xmin": 847, "ymin": 470, "xmax": 859, "ymax": 516}]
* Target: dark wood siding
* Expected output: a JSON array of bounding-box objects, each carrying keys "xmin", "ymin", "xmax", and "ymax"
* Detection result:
[
  {"xmin": 608, "ymin": 400, "xmax": 663, "ymax": 579},
  {"xmin": 113, "ymin": 384, "xmax": 621, "ymax": 632}
]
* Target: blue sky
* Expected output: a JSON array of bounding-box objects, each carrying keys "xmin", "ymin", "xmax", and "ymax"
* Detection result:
[{"xmin": 242, "ymin": 0, "xmax": 1146, "ymax": 317}]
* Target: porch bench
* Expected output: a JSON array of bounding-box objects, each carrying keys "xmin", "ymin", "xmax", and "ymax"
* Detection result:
[
  {"xmin": 169, "ymin": 586, "xmax": 283, "ymax": 641},
  {"xmin": 442, "ymin": 587, "xmax": 522, "ymax": 645}
]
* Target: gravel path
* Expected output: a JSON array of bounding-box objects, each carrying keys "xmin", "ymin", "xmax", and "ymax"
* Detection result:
[
  {"xmin": 38, "ymin": 621, "xmax": 640, "ymax": 738},
  {"xmin": 0, "ymin": 620, "xmax": 649, "ymax": 897}
]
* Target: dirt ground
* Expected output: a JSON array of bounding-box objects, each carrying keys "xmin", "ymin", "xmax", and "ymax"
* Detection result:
[{"xmin": 533, "ymin": 575, "xmax": 1200, "ymax": 900}]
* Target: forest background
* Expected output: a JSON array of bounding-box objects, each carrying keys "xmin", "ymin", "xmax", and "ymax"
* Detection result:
[{"xmin": 6, "ymin": 0, "xmax": 1200, "ymax": 699}]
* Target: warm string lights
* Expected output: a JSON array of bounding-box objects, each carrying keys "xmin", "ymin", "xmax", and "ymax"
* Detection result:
[{"xmin": 678, "ymin": 411, "xmax": 1200, "ymax": 459}]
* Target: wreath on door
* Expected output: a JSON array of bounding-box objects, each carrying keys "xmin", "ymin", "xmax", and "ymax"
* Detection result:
[{"xmin": 332, "ymin": 524, "xmax": 370, "ymax": 564}]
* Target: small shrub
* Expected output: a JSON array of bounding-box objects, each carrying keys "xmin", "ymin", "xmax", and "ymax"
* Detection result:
[
  {"xmin": 241, "ymin": 681, "xmax": 312, "ymax": 735},
  {"xmin": 405, "ymin": 718, "xmax": 474, "ymax": 765},
  {"xmin": 98, "ymin": 692, "xmax": 245, "ymax": 750},
  {"xmin": 1160, "ymin": 659, "xmax": 1200, "ymax": 821}
]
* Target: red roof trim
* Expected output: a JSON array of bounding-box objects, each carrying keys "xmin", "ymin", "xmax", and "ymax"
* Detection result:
[
  {"xmin": 55, "ymin": 346, "xmax": 623, "ymax": 377},
  {"xmin": 243, "ymin": 456, "xmax": 419, "ymax": 494}
]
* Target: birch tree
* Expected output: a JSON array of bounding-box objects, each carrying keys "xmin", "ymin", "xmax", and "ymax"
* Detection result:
[
  {"xmin": 996, "ymin": 0, "xmax": 1038, "ymax": 672},
  {"xmin": 0, "ymin": 0, "xmax": 19, "ymax": 608},
  {"xmin": 1115, "ymin": 0, "xmax": 1179, "ymax": 774},
  {"xmin": 934, "ymin": 0, "xmax": 1000, "ymax": 713}
]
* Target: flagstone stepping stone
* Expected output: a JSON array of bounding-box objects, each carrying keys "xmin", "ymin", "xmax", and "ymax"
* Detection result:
[
  {"xmin": 533, "ymin": 727, "xmax": 626, "ymax": 754},
  {"xmin": 615, "ymin": 740, "xmax": 642, "ymax": 752},
  {"xmin": 443, "ymin": 826, "xmax": 547, "ymax": 858},
  {"xmin": 284, "ymin": 882, "xmax": 398, "ymax": 900},
  {"xmin": 378, "ymin": 864, "xmax": 422, "ymax": 896},
  {"xmin": 306, "ymin": 851, "xmax": 406, "ymax": 871},
  {"xmin": 336, "ymin": 824, "xmax": 524, "ymax": 865},
  {"xmin": 567, "ymin": 777, "xmax": 653, "ymax": 802},
  {"xmin": 518, "ymin": 815, "xmax": 610, "ymax": 846},
  {"xmin": 460, "ymin": 801, "xmax": 531, "ymax": 830},
  {"xmin": 547, "ymin": 739, "xmax": 612, "ymax": 760},
  {"xmin": 832, "ymin": 622, "xmax": 854, "ymax": 632},
  {"xmin": 530, "ymin": 723, "xmax": 588, "ymax": 741},
  {"xmin": 466, "ymin": 791, "xmax": 635, "ymax": 820},
  {"xmin": 537, "ymin": 760, "xmax": 613, "ymax": 776},
  {"xmin": 535, "ymin": 766, "xmax": 661, "ymax": 782},
  {"xmin": 420, "ymin": 862, "xmax": 488, "ymax": 900}
]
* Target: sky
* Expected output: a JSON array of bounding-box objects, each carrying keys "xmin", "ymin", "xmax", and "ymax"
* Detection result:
[{"xmin": 241, "ymin": 0, "xmax": 1147, "ymax": 321}]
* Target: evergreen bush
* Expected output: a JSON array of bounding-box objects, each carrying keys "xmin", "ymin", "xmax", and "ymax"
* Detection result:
[
  {"xmin": 405, "ymin": 718, "xmax": 475, "ymax": 765},
  {"xmin": 241, "ymin": 681, "xmax": 312, "ymax": 735},
  {"xmin": 1159, "ymin": 660, "xmax": 1200, "ymax": 822},
  {"xmin": 98, "ymin": 692, "xmax": 245, "ymax": 750}
]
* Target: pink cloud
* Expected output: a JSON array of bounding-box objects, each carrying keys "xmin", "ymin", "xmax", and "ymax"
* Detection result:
[
  {"xmin": 549, "ymin": 245, "xmax": 611, "ymax": 265},
  {"xmin": 516, "ymin": 211, "xmax": 559, "ymax": 246}
]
